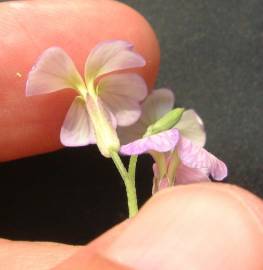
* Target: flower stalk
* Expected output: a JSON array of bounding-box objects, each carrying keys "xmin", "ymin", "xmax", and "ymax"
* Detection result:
[
  {"xmin": 128, "ymin": 155, "xmax": 138, "ymax": 184},
  {"xmin": 110, "ymin": 151, "xmax": 138, "ymax": 217}
]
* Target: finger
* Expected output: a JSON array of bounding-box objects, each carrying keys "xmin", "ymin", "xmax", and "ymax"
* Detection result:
[
  {"xmin": 0, "ymin": 0, "xmax": 160, "ymax": 161},
  {"xmin": 0, "ymin": 221, "xmax": 129, "ymax": 270},
  {"xmin": 0, "ymin": 240, "xmax": 78, "ymax": 270},
  {"xmin": 55, "ymin": 183, "xmax": 263, "ymax": 270},
  {"xmin": 53, "ymin": 254, "xmax": 132, "ymax": 270}
]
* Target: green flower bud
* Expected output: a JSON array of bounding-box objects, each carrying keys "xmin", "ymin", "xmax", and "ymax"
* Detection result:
[{"xmin": 145, "ymin": 108, "xmax": 185, "ymax": 136}]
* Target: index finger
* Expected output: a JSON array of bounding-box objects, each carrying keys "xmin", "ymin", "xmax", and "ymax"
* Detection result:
[{"xmin": 0, "ymin": 0, "xmax": 159, "ymax": 161}]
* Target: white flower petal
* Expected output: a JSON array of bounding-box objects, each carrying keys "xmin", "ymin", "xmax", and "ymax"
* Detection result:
[
  {"xmin": 175, "ymin": 109, "xmax": 206, "ymax": 147},
  {"xmin": 177, "ymin": 137, "xmax": 228, "ymax": 180},
  {"xmin": 84, "ymin": 40, "xmax": 145, "ymax": 82},
  {"xmin": 140, "ymin": 88, "xmax": 175, "ymax": 126},
  {"xmin": 117, "ymin": 120, "xmax": 146, "ymax": 145},
  {"xmin": 117, "ymin": 88, "xmax": 175, "ymax": 144},
  {"xmin": 60, "ymin": 96, "xmax": 96, "ymax": 146},
  {"xmin": 26, "ymin": 47, "xmax": 85, "ymax": 96},
  {"xmin": 98, "ymin": 73, "xmax": 147, "ymax": 126}
]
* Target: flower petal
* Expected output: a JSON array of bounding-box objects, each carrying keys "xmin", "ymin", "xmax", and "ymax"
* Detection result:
[
  {"xmin": 120, "ymin": 128, "xmax": 179, "ymax": 155},
  {"xmin": 152, "ymin": 163, "xmax": 159, "ymax": 194},
  {"xmin": 84, "ymin": 40, "xmax": 145, "ymax": 82},
  {"xmin": 117, "ymin": 120, "xmax": 146, "ymax": 145},
  {"xmin": 26, "ymin": 47, "xmax": 85, "ymax": 96},
  {"xmin": 175, "ymin": 109, "xmax": 206, "ymax": 147},
  {"xmin": 177, "ymin": 137, "xmax": 228, "ymax": 180},
  {"xmin": 98, "ymin": 73, "xmax": 147, "ymax": 126},
  {"xmin": 175, "ymin": 163, "xmax": 210, "ymax": 184},
  {"xmin": 159, "ymin": 178, "xmax": 170, "ymax": 190},
  {"xmin": 60, "ymin": 96, "xmax": 96, "ymax": 146},
  {"xmin": 140, "ymin": 88, "xmax": 175, "ymax": 126},
  {"xmin": 117, "ymin": 88, "xmax": 175, "ymax": 145}
]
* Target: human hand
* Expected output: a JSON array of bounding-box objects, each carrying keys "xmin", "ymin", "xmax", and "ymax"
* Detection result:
[
  {"xmin": 1, "ymin": 184, "xmax": 262, "ymax": 270},
  {"xmin": 0, "ymin": 1, "xmax": 262, "ymax": 269}
]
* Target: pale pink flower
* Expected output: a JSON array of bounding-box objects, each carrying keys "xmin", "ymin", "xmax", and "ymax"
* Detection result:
[
  {"xmin": 26, "ymin": 41, "xmax": 147, "ymax": 157},
  {"xmin": 119, "ymin": 89, "xmax": 227, "ymax": 192}
]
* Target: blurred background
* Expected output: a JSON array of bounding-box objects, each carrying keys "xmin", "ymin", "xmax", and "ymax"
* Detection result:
[{"xmin": 0, "ymin": 0, "xmax": 262, "ymax": 244}]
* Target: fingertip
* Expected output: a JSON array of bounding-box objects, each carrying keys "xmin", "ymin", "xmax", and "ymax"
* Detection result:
[{"xmin": 103, "ymin": 183, "xmax": 263, "ymax": 270}]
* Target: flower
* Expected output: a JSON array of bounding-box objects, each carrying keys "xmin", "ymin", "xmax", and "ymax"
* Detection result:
[
  {"xmin": 26, "ymin": 40, "xmax": 147, "ymax": 157},
  {"xmin": 119, "ymin": 89, "xmax": 228, "ymax": 192}
]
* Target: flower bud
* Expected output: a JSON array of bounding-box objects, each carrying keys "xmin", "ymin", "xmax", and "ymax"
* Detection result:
[{"xmin": 145, "ymin": 108, "xmax": 185, "ymax": 136}]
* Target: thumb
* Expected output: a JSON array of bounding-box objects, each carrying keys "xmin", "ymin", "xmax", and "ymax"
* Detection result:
[{"xmin": 55, "ymin": 183, "xmax": 263, "ymax": 270}]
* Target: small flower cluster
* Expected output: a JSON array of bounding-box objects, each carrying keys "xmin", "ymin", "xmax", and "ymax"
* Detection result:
[
  {"xmin": 26, "ymin": 40, "xmax": 227, "ymax": 216},
  {"xmin": 119, "ymin": 89, "xmax": 227, "ymax": 193}
]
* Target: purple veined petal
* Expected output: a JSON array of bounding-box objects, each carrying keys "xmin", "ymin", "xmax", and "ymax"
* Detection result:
[
  {"xmin": 26, "ymin": 47, "xmax": 85, "ymax": 96},
  {"xmin": 175, "ymin": 109, "xmax": 206, "ymax": 147},
  {"xmin": 209, "ymin": 155, "xmax": 228, "ymax": 181},
  {"xmin": 120, "ymin": 128, "xmax": 180, "ymax": 156},
  {"xmin": 177, "ymin": 137, "xmax": 228, "ymax": 180},
  {"xmin": 98, "ymin": 73, "xmax": 147, "ymax": 126},
  {"xmin": 140, "ymin": 88, "xmax": 175, "ymax": 126},
  {"xmin": 175, "ymin": 163, "xmax": 210, "ymax": 185},
  {"xmin": 60, "ymin": 96, "xmax": 96, "ymax": 147},
  {"xmin": 84, "ymin": 40, "xmax": 145, "ymax": 82}
]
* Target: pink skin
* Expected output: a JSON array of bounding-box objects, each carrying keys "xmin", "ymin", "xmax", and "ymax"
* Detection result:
[{"xmin": 0, "ymin": 1, "xmax": 262, "ymax": 270}]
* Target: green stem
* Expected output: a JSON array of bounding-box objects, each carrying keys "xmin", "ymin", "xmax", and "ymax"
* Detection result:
[
  {"xmin": 128, "ymin": 155, "xmax": 138, "ymax": 183},
  {"xmin": 110, "ymin": 151, "xmax": 138, "ymax": 218}
]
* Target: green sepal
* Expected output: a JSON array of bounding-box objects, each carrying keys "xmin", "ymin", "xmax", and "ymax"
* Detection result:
[{"xmin": 144, "ymin": 107, "xmax": 185, "ymax": 136}]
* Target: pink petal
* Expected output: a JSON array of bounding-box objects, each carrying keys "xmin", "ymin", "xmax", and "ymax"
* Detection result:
[
  {"xmin": 158, "ymin": 177, "xmax": 170, "ymax": 190},
  {"xmin": 175, "ymin": 109, "xmax": 206, "ymax": 147},
  {"xmin": 140, "ymin": 88, "xmax": 175, "ymax": 126},
  {"xmin": 117, "ymin": 88, "xmax": 175, "ymax": 145},
  {"xmin": 152, "ymin": 163, "xmax": 159, "ymax": 194},
  {"xmin": 98, "ymin": 73, "xmax": 147, "ymax": 126},
  {"xmin": 26, "ymin": 47, "xmax": 85, "ymax": 96},
  {"xmin": 120, "ymin": 128, "xmax": 179, "ymax": 155},
  {"xmin": 84, "ymin": 40, "xmax": 145, "ymax": 81},
  {"xmin": 177, "ymin": 137, "xmax": 228, "ymax": 180},
  {"xmin": 60, "ymin": 96, "xmax": 96, "ymax": 146},
  {"xmin": 175, "ymin": 163, "xmax": 210, "ymax": 185}
]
